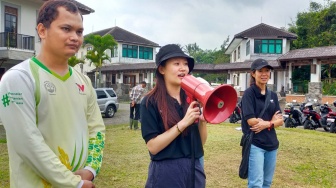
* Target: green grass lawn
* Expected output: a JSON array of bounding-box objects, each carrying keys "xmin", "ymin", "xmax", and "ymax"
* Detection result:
[{"xmin": 1, "ymin": 123, "xmax": 336, "ymax": 187}]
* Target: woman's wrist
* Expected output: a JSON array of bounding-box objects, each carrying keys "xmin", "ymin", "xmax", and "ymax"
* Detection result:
[
  {"xmin": 176, "ymin": 123, "xmax": 182, "ymax": 134},
  {"xmin": 268, "ymin": 121, "xmax": 274, "ymax": 130}
]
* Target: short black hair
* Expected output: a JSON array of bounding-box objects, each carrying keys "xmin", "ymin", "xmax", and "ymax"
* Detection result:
[
  {"xmin": 141, "ymin": 81, "xmax": 147, "ymax": 85},
  {"xmin": 37, "ymin": 0, "xmax": 82, "ymax": 28}
]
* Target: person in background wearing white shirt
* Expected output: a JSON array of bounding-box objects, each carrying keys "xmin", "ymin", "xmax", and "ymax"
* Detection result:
[{"xmin": 129, "ymin": 81, "xmax": 147, "ymax": 129}]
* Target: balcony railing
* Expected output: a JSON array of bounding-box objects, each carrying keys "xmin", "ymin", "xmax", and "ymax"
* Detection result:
[{"xmin": 0, "ymin": 32, "xmax": 35, "ymax": 51}]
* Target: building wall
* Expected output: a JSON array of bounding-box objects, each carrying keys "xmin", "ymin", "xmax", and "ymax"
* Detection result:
[
  {"xmin": 286, "ymin": 94, "xmax": 336, "ymax": 104},
  {"xmin": 111, "ymin": 43, "xmax": 157, "ymax": 64},
  {"xmin": 229, "ymin": 38, "xmax": 292, "ymax": 92},
  {"xmin": 276, "ymin": 70, "xmax": 285, "ymax": 92},
  {"xmin": 1, "ymin": 0, "xmax": 42, "ymax": 53},
  {"xmin": 74, "ymin": 43, "xmax": 158, "ymax": 75}
]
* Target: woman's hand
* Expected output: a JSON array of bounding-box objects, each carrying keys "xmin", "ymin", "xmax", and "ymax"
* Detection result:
[
  {"xmin": 271, "ymin": 110, "xmax": 283, "ymax": 121},
  {"xmin": 250, "ymin": 118, "xmax": 270, "ymax": 134},
  {"xmin": 179, "ymin": 101, "xmax": 201, "ymax": 130},
  {"xmin": 198, "ymin": 107, "xmax": 207, "ymax": 123}
]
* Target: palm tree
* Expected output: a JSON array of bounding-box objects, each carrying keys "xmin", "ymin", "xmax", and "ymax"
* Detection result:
[
  {"xmin": 68, "ymin": 55, "xmax": 84, "ymax": 67},
  {"xmin": 83, "ymin": 34, "xmax": 117, "ymax": 88},
  {"xmin": 68, "ymin": 55, "xmax": 85, "ymax": 74},
  {"xmin": 322, "ymin": 64, "xmax": 336, "ymax": 83}
]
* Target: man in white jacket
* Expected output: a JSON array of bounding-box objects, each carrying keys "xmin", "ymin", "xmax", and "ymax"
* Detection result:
[{"xmin": 0, "ymin": 1, "xmax": 105, "ymax": 187}]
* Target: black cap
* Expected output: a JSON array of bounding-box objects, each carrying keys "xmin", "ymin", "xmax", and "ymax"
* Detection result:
[
  {"xmin": 251, "ymin": 58, "xmax": 273, "ymax": 70},
  {"xmin": 155, "ymin": 44, "xmax": 195, "ymax": 73}
]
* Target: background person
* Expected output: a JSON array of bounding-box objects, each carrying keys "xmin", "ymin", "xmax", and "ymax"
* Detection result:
[
  {"xmin": 140, "ymin": 44, "xmax": 207, "ymax": 187},
  {"xmin": 241, "ymin": 58, "xmax": 283, "ymax": 188},
  {"xmin": 129, "ymin": 81, "xmax": 147, "ymax": 129},
  {"xmin": 0, "ymin": 1, "xmax": 105, "ymax": 187}
]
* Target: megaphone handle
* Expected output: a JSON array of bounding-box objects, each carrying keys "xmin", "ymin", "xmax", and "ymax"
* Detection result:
[{"xmin": 186, "ymin": 95, "xmax": 201, "ymax": 124}]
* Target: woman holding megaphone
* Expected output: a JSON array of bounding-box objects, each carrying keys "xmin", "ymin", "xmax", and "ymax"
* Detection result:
[{"xmin": 140, "ymin": 44, "xmax": 207, "ymax": 188}]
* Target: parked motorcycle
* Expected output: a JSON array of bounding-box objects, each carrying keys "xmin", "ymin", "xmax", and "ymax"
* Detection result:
[
  {"xmin": 328, "ymin": 101, "xmax": 336, "ymax": 133},
  {"xmin": 283, "ymin": 101, "xmax": 304, "ymax": 128},
  {"xmin": 302, "ymin": 101, "xmax": 330, "ymax": 131},
  {"xmin": 229, "ymin": 102, "xmax": 241, "ymax": 123},
  {"xmin": 319, "ymin": 102, "xmax": 333, "ymax": 130}
]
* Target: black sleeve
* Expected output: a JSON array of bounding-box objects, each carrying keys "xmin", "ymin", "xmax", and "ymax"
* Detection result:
[
  {"xmin": 140, "ymin": 97, "xmax": 162, "ymax": 143},
  {"xmin": 242, "ymin": 89, "xmax": 256, "ymax": 121}
]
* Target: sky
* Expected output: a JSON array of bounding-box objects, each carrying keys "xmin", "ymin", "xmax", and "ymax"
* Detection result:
[{"xmin": 78, "ymin": 0, "xmax": 328, "ymax": 50}]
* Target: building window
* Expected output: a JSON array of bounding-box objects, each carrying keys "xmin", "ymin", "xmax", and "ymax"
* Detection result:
[
  {"xmin": 233, "ymin": 50, "xmax": 236, "ymax": 62},
  {"xmin": 122, "ymin": 44, "xmax": 138, "ymax": 58},
  {"xmin": 112, "ymin": 74, "xmax": 116, "ymax": 84},
  {"xmin": 87, "ymin": 46, "xmax": 93, "ymax": 51},
  {"xmin": 139, "ymin": 47, "xmax": 153, "ymax": 60},
  {"xmin": 238, "ymin": 46, "xmax": 240, "ymax": 59},
  {"xmin": 254, "ymin": 39, "xmax": 282, "ymax": 54},
  {"xmin": 139, "ymin": 73, "xmax": 143, "ymax": 82},
  {"xmin": 111, "ymin": 46, "xmax": 118, "ymax": 57},
  {"xmin": 246, "ymin": 40, "xmax": 250, "ymax": 55},
  {"xmin": 4, "ymin": 6, "xmax": 18, "ymax": 48}
]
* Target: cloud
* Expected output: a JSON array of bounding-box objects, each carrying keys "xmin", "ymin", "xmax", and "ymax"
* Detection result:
[{"xmin": 80, "ymin": 0, "xmax": 326, "ymax": 50}]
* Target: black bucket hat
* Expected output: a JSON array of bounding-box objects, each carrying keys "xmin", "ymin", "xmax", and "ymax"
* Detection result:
[
  {"xmin": 251, "ymin": 58, "xmax": 273, "ymax": 70},
  {"xmin": 155, "ymin": 44, "xmax": 195, "ymax": 73}
]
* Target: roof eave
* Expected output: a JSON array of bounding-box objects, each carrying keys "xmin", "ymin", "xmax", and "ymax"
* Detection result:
[{"xmin": 224, "ymin": 38, "xmax": 243, "ymax": 54}]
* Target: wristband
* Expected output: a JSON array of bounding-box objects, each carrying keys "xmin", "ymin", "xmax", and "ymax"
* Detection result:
[
  {"xmin": 268, "ymin": 121, "xmax": 274, "ymax": 131},
  {"xmin": 176, "ymin": 123, "xmax": 182, "ymax": 134}
]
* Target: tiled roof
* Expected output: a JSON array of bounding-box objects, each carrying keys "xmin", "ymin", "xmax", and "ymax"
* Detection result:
[
  {"xmin": 43, "ymin": 0, "xmax": 95, "ymax": 15},
  {"xmin": 234, "ymin": 23, "xmax": 297, "ymax": 39},
  {"xmin": 278, "ymin": 46, "xmax": 336, "ymax": 61},
  {"xmin": 93, "ymin": 60, "xmax": 281, "ymax": 73},
  {"xmin": 87, "ymin": 26, "xmax": 160, "ymax": 47},
  {"xmin": 99, "ymin": 62, "xmax": 156, "ymax": 72},
  {"xmin": 214, "ymin": 60, "xmax": 280, "ymax": 71},
  {"xmin": 225, "ymin": 23, "xmax": 297, "ymax": 54},
  {"xmin": 70, "ymin": 0, "xmax": 94, "ymax": 14}
]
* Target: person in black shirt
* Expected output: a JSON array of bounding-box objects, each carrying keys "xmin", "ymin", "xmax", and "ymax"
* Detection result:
[
  {"xmin": 140, "ymin": 44, "xmax": 207, "ymax": 188},
  {"xmin": 241, "ymin": 58, "xmax": 284, "ymax": 188}
]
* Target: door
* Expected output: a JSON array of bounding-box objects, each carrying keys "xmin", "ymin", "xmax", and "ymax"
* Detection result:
[
  {"xmin": 123, "ymin": 75, "xmax": 136, "ymax": 87},
  {"xmin": 4, "ymin": 6, "xmax": 18, "ymax": 48}
]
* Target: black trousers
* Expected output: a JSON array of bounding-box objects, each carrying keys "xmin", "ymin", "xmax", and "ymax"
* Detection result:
[{"xmin": 130, "ymin": 103, "xmax": 140, "ymax": 120}]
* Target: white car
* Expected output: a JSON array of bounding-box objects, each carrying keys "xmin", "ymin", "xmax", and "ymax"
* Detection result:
[{"xmin": 95, "ymin": 88, "xmax": 119, "ymax": 118}]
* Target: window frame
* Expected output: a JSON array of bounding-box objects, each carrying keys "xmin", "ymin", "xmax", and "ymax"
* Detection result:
[
  {"xmin": 246, "ymin": 40, "xmax": 250, "ymax": 56},
  {"xmin": 122, "ymin": 44, "xmax": 138, "ymax": 58},
  {"xmin": 139, "ymin": 46, "xmax": 153, "ymax": 60},
  {"xmin": 254, "ymin": 39, "xmax": 282, "ymax": 54}
]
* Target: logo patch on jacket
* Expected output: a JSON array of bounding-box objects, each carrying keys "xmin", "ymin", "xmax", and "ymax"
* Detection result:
[
  {"xmin": 1, "ymin": 92, "xmax": 24, "ymax": 107},
  {"xmin": 44, "ymin": 81, "xmax": 56, "ymax": 95},
  {"xmin": 76, "ymin": 83, "xmax": 86, "ymax": 95}
]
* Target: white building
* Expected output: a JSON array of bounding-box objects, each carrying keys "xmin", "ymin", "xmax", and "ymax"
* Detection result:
[
  {"xmin": 75, "ymin": 26, "xmax": 160, "ymax": 88},
  {"xmin": 0, "ymin": 0, "xmax": 94, "ymax": 79},
  {"xmin": 224, "ymin": 23, "xmax": 297, "ymax": 93}
]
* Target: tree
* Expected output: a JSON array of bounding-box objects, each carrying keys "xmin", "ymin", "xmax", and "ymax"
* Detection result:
[
  {"xmin": 288, "ymin": 1, "xmax": 336, "ymax": 49},
  {"xmin": 287, "ymin": 0, "xmax": 336, "ymax": 90},
  {"xmin": 322, "ymin": 64, "xmax": 336, "ymax": 82},
  {"xmin": 184, "ymin": 43, "xmax": 201, "ymax": 56},
  {"xmin": 182, "ymin": 39, "xmax": 230, "ymax": 84},
  {"xmin": 68, "ymin": 55, "xmax": 84, "ymax": 67},
  {"xmin": 83, "ymin": 34, "xmax": 117, "ymax": 88}
]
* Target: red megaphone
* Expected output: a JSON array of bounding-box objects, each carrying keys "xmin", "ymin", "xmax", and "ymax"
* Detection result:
[{"xmin": 181, "ymin": 74, "xmax": 237, "ymax": 124}]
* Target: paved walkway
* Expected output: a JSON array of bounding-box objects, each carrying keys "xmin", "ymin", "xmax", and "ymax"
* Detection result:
[{"xmin": 103, "ymin": 103, "xmax": 130, "ymax": 126}]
